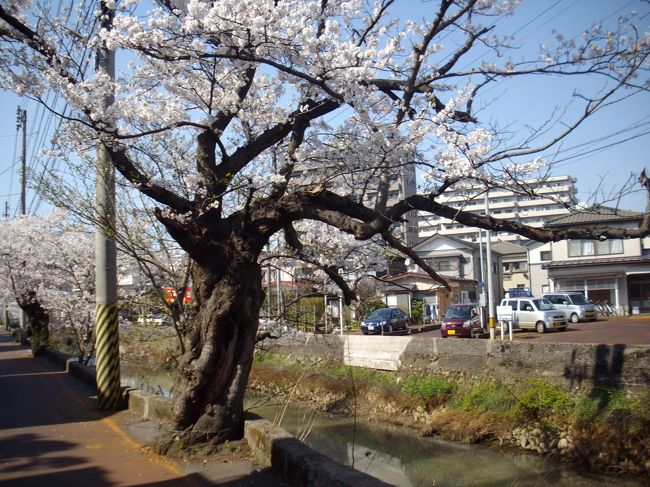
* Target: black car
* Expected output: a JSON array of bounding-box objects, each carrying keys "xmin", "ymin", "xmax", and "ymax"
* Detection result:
[{"xmin": 361, "ymin": 307, "xmax": 410, "ymax": 335}]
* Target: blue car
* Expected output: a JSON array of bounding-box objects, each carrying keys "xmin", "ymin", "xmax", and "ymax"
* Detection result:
[{"xmin": 361, "ymin": 307, "xmax": 410, "ymax": 335}]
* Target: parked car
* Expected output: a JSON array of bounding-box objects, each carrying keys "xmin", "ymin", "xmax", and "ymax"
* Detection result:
[
  {"xmin": 360, "ymin": 307, "xmax": 410, "ymax": 335},
  {"xmin": 541, "ymin": 292, "xmax": 597, "ymax": 323},
  {"xmin": 440, "ymin": 304, "xmax": 483, "ymax": 338},
  {"xmin": 137, "ymin": 314, "xmax": 167, "ymax": 326},
  {"xmin": 499, "ymin": 297, "xmax": 567, "ymax": 333}
]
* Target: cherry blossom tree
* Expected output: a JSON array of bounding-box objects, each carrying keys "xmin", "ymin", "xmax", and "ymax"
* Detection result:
[
  {"xmin": 1, "ymin": 0, "xmax": 649, "ymax": 446},
  {"xmin": 0, "ymin": 211, "xmax": 95, "ymax": 358}
]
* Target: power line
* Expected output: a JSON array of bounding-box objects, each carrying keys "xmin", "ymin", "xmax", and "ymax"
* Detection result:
[{"xmin": 553, "ymin": 128, "xmax": 650, "ymax": 166}]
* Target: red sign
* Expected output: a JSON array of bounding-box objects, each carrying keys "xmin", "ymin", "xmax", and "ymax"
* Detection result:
[{"xmin": 163, "ymin": 287, "xmax": 192, "ymax": 305}]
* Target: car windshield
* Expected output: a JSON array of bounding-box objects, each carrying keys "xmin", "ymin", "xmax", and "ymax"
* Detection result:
[
  {"xmin": 533, "ymin": 299, "xmax": 554, "ymax": 311},
  {"xmin": 366, "ymin": 309, "xmax": 391, "ymax": 320},
  {"xmin": 569, "ymin": 294, "xmax": 589, "ymax": 305},
  {"xmin": 444, "ymin": 307, "xmax": 472, "ymax": 319}
]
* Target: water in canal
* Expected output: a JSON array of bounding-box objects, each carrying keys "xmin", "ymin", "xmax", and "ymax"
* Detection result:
[{"xmin": 121, "ymin": 368, "xmax": 645, "ymax": 486}]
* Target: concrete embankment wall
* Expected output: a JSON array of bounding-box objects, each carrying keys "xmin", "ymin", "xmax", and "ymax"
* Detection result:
[{"xmin": 260, "ymin": 334, "xmax": 650, "ymax": 389}]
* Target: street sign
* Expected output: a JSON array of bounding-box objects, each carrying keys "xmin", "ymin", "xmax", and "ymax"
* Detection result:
[
  {"xmin": 496, "ymin": 305, "xmax": 513, "ymax": 322},
  {"xmin": 508, "ymin": 287, "xmax": 532, "ymax": 297}
]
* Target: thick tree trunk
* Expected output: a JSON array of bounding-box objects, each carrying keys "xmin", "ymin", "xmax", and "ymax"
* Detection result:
[
  {"xmin": 170, "ymin": 259, "xmax": 264, "ymax": 445},
  {"xmin": 18, "ymin": 291, "xmax": 49, "ymax": 356}
]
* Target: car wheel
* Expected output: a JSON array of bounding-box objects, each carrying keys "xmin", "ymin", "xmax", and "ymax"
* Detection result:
[
  {"xmin": 362, "ymin": 330, "xmax": 368, "ymax": 335},
  {"xmin": 559, "ymin": 326, "xmax": 567, "ymax": 332},
  {"xmin": 389, "ymin": 324, "xmax": 393, "ymax": 333},
  {"xmin": 570, "ymin": 313, "xmax": 580, "ymax": 323},
  {"xmin": 535, "ymin": 321, "xmax": 546, "ymax": 334}
]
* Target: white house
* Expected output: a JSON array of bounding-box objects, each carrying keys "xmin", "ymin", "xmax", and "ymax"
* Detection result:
[
  {"xmin": 529, "ymin": 208, "xmax": 650, "ymax": 314},
  {"xmin": 383, "ymin": 234, "xmax": 501, "ymax": 321}
]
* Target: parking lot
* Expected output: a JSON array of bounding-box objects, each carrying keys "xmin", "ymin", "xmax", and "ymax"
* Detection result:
[{"xmin": 412, "ymin": 315, "xmax": 650, "ymax": 345}]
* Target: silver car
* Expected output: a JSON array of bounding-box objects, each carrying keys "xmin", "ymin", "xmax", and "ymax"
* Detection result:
[
  {"xmin": 500, "ymin": 298, "xmax": 567, "ymax": 333},
  {"xmin": 542, "ymin": 293, "xmax": 597, "ymax": 323}
]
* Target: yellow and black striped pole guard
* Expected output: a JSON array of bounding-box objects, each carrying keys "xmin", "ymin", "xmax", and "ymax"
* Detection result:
[{"xmin": 95, "ymin": 303, "xmax": 121, "ymax": 410}]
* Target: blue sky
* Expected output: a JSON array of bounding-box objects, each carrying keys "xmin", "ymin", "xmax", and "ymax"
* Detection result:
[{"xmin": 0, "ymin": 0, "xmax": 648, "ymax": 217}]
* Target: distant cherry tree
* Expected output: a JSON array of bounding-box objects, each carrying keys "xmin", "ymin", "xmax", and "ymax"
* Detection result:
[{"xmin": 0, "ymin": 211, "xmax": 95, "ymax": 358}]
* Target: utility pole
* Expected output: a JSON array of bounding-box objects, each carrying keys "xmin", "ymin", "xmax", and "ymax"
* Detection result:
[
  {"xmin": 3, "ymin": 202, "xmax": 8, "ymax": 218},
  {"xmin": 16, "ymin": 107, "xmax": 28, "ymax": 338},
  {"xmin": 94, "ymin": 2, "xmax": 121, "ymax": 411},
  {"xmin": 16, "ymin": 107, "xmax": 27, "ymax": 215},
  {"xmin": 478, "ymin": 228, "xmax": 485, "ymax": 330},
  {"xmin": 485, "ymin": 192, "xmax": 496, "ymax": 339}
]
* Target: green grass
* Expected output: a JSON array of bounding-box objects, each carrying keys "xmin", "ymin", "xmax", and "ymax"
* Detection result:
[
  {"xmin": 401, "ymin": 375, "xmax": 457, "ymax": 406},
  {"xmin": 452, "ymin": 380, "xmax": 517, "ymax": 414},
  {"xmin": 514, "ymin": 378, "xmax": 573, "ymax": 419},
  {"xmin": 329, "ymin": 364, "xmax": 399, "ymax": 391}
]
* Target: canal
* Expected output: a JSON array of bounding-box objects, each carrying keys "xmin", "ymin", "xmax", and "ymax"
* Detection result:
[{"xmin": 121, "ymin": 367, "xmax": 645, "ymax": 486}]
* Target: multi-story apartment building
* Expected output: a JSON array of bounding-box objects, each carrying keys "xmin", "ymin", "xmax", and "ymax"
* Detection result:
[
  {"xmin": 418, "ymin": 175, "xmax": 577, "ymax": 243},
  {"xmin": 291, "ymin": 164, "xmax": 419, "ymax": 246}
]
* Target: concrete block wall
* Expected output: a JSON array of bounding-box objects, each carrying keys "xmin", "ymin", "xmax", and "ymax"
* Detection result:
[{"xmin": 261, "ymin": 334, "xmax": 650, "ymax": 390}]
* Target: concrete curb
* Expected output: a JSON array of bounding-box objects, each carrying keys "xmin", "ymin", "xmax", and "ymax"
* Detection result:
[
  {"xmin": 44, "ymin": 348, "xmax": 97, "ymax": 387},
  {"xmin": 245, "ymin": 419, "xmax": 392, "ymax": 487}
]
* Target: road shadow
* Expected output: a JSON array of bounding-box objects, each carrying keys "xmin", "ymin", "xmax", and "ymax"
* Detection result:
[
  {"xmin": 0, "ymin": 432, "xmax": 282, "ymax": 486},
  {"xmin": 0, "ymin": 332, "xmax": 30, "ymax": 353},
  {"xmin": 0, "ymin": 432, "xmax": 113, "ymax": 486}
]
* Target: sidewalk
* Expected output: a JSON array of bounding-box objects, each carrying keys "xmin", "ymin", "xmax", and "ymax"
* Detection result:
[{"xmin": 0, "ymin": 330, "xmax": 283, "ymax": 486}]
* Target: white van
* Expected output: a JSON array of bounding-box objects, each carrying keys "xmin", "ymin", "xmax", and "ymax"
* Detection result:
[
  {"xmin": 499, "ymin": 297, "xmax": 568, "ymax": 333},
  {"xmin": 541, "ymin": 293, "xmax": 597, "ymax": 323}
]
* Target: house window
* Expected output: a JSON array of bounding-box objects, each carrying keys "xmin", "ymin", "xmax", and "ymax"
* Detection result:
[
  {"xmin": 434, "ymin": 258, "xmax": 456, "ymax": 271},
  {"xmin": 540, "ymin": 250, "xmax": 551, "ymax": 261},
  {"xmin": 596, "ymin": 239, "xmax": 623, "ymax": 255},
  {"xmin": 568, "ymin": 240, "xmax": 594, "ymax": 257},
  {"xmin": 568, "ymin": 239, "xmax": 623, "ymax": 257}
]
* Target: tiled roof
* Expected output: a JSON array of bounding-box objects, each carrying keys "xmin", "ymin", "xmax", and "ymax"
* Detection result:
[
  {"xmin": 546, "ymin": 207, "xmax": 643, "ymax": 227},
  {"xmin": 413, "ymin": 232, "xmax": 478, "ymax": 251},
  {"xmin": 386, "ymin": 272, "xmax": 475, "ymax": 283},
  {"xmin": 546, "ymin": 255, "xmax": 650, "ymax": 268},
  {"xmin": 490, "ymin": 241, "xmax": 527, "ymax": 255}
]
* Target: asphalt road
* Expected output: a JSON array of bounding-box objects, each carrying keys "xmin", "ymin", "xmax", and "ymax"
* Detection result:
[
  {"xmin": 411, "ymin": 316, "xmax": 650, "ymax": 344},
  {"xmin": 0, "ymin": 331, "xmax": 281, "ymax": 487}
]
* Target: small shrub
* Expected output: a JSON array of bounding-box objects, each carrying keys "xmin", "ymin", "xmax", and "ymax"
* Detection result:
[
  {"xmin": 453, "ymin": 381, "xmax": 516, "ymax": 413},
  {"xmin": 515, "ymin": 379, "xmax": 573, "ymax": 419},
  {"xmin": 574, "ymin": 395, "xmax": 600, "ymax": 421},
  {"xmin": 574, "ymin": 388, "xmax": 632, "ymax": 422},
  {"xmin": 607, "ymin": 389, "xmax": 633, "ymax": 412},
  {"xmin": 401, "ymin": 375, "xmax": 457, "ymax": 407}
]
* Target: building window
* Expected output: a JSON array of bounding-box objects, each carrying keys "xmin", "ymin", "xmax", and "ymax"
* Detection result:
[
  {"xmin": 540, "ymin": 250, "xmax": 551, "ymax": 261},
  {"xmin": 568, "ymin": 239, "xmax": 623, "ymax": 257},
  {"xmin": 433, "ymin": 258, "xmax": 456, "ymax": 271}
]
